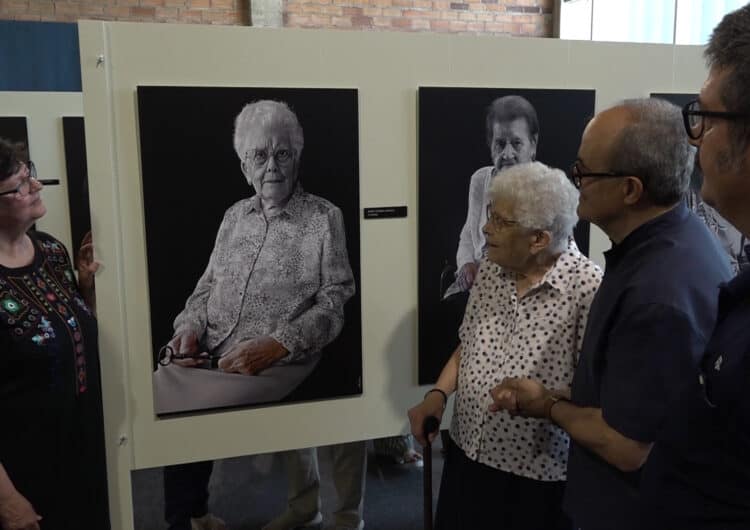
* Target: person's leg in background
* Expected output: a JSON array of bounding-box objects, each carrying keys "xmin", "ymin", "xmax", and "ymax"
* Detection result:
[
  {"xmin": 263, "ymin": 448, "xmax": 323, "ymax": 530},
  {"xmin": 164, "ymin": 460, "xmax": 225, "ymax": 530},
  {"xmin": 328, "ymin": 440, "xmax": 368, "ymax": 530}
]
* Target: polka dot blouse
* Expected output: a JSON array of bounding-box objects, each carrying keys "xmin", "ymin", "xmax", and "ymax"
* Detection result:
[{"xmin": 450, "ymin": 241, "xmax": 602, "ymax": 481}]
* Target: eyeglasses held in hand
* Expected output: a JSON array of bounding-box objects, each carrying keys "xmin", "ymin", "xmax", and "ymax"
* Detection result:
[{"xmin": 157, "ymin": 345, "xmax": 222, "ymax": 367}]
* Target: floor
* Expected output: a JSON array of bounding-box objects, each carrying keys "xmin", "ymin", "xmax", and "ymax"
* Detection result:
[{"xmin": 131, "ymin": 436, "xmax": 446, "ymax": 530}]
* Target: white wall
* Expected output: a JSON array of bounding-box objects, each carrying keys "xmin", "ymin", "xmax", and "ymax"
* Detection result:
[{"xmin": 76, "ymin": 21, "xmax": 707, "ymax": 529}]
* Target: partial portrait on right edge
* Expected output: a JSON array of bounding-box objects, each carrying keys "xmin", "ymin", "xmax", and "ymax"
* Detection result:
[
  {"xmin": 652, "ymin": 92, "xmax": 748, "ymax": 274},
  {"xmin": 418, "ymin": 87, "xmax": 595, "ymax": 384}
]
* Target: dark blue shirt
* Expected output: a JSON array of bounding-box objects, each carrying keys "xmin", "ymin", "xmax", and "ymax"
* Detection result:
[
  {"xmin": 563, "ymin": 203, "xmax": 733, "ymax": 530},
  {"xmin": 642, "ymin": 268, "xmax": 750, "ymax": 529}
]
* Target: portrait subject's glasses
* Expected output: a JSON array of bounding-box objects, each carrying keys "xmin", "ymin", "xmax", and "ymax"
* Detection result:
[
  {"xmin": 0, "ymin": 161, "xmax": 38, "ymax": 197},
  {"xmin": 157, "ymin": 345, "xmax": 222, "ymax": 367},
  {"xmin": 568, "ymin": 161, "xmax": 632, "ymax": 189},
  {"xmin": 682, "ymin": 99, "xmax": 748, "ymax": 140},
  {"xmin": 485, "ymin": 204, "xmax": 519, "ymax": 231},
  {"xmin": 247, "ymin": 148, "xmax": 295, "ymax": 168}
]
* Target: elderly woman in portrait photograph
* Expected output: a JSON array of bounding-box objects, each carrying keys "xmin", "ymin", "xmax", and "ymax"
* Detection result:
[
  {"xmin": 156, "ymin": 100, "xmax": 355, "ymax": 530},
  {"xmin": 153, "ymin": 100, "xmax": 354, "ymax": 413},
  {"xmin": 0, "ymin": 139, "xmax": 108, "ymax": 530},
  {"xmin": 445, "ymin": 95, "xmax": 539, "ymax": 297},
  {"xmin": 409, "ymin": 162, "xmax": 602, "ymax": 530}
]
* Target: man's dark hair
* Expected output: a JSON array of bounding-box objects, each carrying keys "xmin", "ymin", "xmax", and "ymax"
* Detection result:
[
  {"xmin": 485, "ymin": 95, "xmax": 539, "ymax": 148},
  {"xmin": 706, "ymin": 4, "xmax": 750, "ymax": 151},
  {"xmin": 0, "ymin": 138, "xmax": 28, "ymax": 183}
]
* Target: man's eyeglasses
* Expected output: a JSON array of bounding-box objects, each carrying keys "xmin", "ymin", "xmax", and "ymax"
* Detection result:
[
  {"xmin": 247, "ymin": 148, "xmax": 294, "ymax": 168},
  {"xmin": 568, "ymin": 161, "xmax": 631, "ymax": 189},
  {"xmin": 682, "ymin": 99, "xmax": 748, "ymax": 140},
  {"xmin": 485, "ymin": 204, "xmax": 519, "ymax": 231}
]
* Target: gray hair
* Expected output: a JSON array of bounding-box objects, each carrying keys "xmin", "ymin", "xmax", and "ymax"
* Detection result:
[
  {"xmin": 233, "ymin": 100, "xmax": 304, "ymax": 161},
  {"xmin": 485, "ymin": 95, "xmax": 539, "ymax": 148},
  {"xmin": 608, "ymin": 98, "xmax": 692, "ymax": 206},
  {"xmin": 488, "ymin": 161, "xmax": 579, "ymax": 255},
  {"xmin": 706, "ymin": 4, "xmax": 750, "ymax": 152}
]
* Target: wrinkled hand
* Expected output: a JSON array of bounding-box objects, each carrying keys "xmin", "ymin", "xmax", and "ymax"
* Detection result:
[
  {"xmin": 218, "ymin": 336, "xmax": 288, "ymax": 375},
  {"xmin": 489, "ymin": 377, "xmax": 550, "ymax": 419},
  {"xmin": 456, "ymin": 262, "xmax": 478, "ymax": 292},
  {"xmin": 75, "ymin": 231, "xmax": 99, "ymax": 290},
  {"xmin": 407, "ymin": 393, "xmax": 445, "ymax": 447},
  {"xmin": 0, "ymin": 489, "xmax": 42, "ymax": 530},
  {"xmin": 166, "ymin": 329, "xmax": 208, "ymax": 368}
]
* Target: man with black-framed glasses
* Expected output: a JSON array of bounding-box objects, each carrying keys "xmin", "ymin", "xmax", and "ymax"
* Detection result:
[
  {"xmin": 488, "ymin": 97, "xmax": 732, "ymax": 530},
  {"xmin": 640, "ymin": 5, "xmax": 750, "ymax": 529}
]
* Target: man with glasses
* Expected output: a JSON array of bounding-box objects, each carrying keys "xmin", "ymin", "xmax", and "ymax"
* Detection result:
[
  {"xmin": 488, "ymin": 98, "xmax": 732, "ymax": 530},
  {"xmin": 640, "ymin": 5, "xmax": 750, "ymax": 528}
]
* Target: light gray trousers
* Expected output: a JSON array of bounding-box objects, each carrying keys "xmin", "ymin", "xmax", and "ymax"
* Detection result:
[{"xmin": 281, "ymin": 440, "xmax": 368, "ymax": 528}]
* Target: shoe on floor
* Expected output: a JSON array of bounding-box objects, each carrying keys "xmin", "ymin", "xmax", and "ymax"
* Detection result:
[
  {"xmin": 261, "ymin": 511, "xmax": 323, "ymax": 530},
  {"xmin": 191, "ymin": 513, "xmax": 227, "ymax": 530}
]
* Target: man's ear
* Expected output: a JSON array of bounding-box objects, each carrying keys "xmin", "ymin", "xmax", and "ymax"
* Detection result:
[
  {"xmin": 241, "ymin": 160, "xmax": 248, "ymax": 176},
  {"xmin": 530, "ymin": 134, "xmax": 539, "ymax": 160},
  {"xmin": 529, "ymin": 230, "xmax": 552, "ymax": 255},
  {"xmin": 622, "ymin": 176, "xmax": 645, "ymax": 206}
]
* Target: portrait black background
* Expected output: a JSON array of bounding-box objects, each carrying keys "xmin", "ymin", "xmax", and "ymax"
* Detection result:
[
  {"xmin": 0, "ymin": 117, "xmax": 29, "ymax": 152},
  {"xmin": 137, "ymin": 86, "xmax": 361, "ymax": 413},
  {"xmin": 62, "ymin": 116, "xmax": 92, "ymax": 252},
  {"xmin": 418, "ymin": 87, "xmax": 595, "ymax": 384}
]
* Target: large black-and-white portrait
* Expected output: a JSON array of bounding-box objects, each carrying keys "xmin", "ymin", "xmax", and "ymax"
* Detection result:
[
  {"xmin": 137, "ymin": 87, "xmax": 361, "ymax": 416},
  {"xmin": 418, "ymin": 87, "xmax": 595, "ymax": 383}
]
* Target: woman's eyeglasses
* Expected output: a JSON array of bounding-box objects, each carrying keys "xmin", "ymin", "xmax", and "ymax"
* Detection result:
[{"xmin": 0, "ymin": 161, "xmax": 60, "ymax": 197}]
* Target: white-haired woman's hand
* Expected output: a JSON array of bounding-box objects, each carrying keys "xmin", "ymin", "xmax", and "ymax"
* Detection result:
[
  {"xmin": 218, "ymin": 336, "xmax": 288, "ymax": 375},
  {"xmin": 166, "ymin": 329, "xmax": 207, "ymax": 367},
  {"xmin": 407, "ymin": 393, "xmax": 445, "ymax": 447}
]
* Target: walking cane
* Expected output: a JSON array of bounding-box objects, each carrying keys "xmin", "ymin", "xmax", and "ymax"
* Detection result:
[{"xmin": 423, "ymin": 416, "xmax": 441, "ymax": 530}]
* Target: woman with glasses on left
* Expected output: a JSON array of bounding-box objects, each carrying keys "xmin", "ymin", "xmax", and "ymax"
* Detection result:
[{"xmin": 0, "ymin": 138, "xmax": 109, "ymax": 530}]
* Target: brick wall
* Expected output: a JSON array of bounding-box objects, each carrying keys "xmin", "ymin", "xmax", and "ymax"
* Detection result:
[
  {"xmin": 0, "ymin": 0, "xmax": 249, "ymax": 25},
  {"xmin": 284, "ymin": 0, "xmax": 554, "ymax": 35},
  {"xmin": 0, "ymin": 0, "xmax": 554, "ymax": 35}
]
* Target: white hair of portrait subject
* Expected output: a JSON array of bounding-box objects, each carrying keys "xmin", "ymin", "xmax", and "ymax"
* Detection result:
[
  {"xmin": 488, "ymin": 161, "xmax": 579, "ymax": 254},
  {"xmin": 233, "ymin": 100, "xmax": 305, "ymax": 160}
]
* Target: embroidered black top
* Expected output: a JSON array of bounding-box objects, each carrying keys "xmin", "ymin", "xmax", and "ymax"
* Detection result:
[{"xmin": 0, "ymin": 231, "xmax": 109, "ymax": 528}]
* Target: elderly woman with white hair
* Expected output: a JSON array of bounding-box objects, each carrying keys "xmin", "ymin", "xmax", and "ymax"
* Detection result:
[
  {"xmin": 158, "ymin": 100, "xmax": 356, "ymax": 530},
  {"xmin": 409, "ymin": 162, "xmax": 602, "ymax": 530}
]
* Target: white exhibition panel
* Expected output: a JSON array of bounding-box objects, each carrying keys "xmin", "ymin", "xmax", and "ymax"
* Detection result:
[
  {"xmin": 77, "ymin": 21, "xmax": 706, "ymax": 529},
  {"xmin": 0, "ymin": 92, "xmax": 81, "ymax": 253}
]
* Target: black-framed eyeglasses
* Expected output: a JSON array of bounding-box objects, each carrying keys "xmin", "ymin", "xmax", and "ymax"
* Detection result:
[
  {"xmin": 485, "ymin": 204, "xmax": 519, "ymax": 231},
  {"xmin": 157, "ymin": 345, "xmax": 222, "ymax": 368},
  {"xmin": 0, "ymin": 161, "xmax": 38, "ymax": 197},
  {"xmin": 246, "ymin": 148, "xmax": 295, "ymax": 168},
  {"xmin": 568, "ymin": 161, "xmax": 632, "ymax": 189},
  {"xmin": 682, "ymin": 99, "xmax": 748, "ymax": 140}
]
